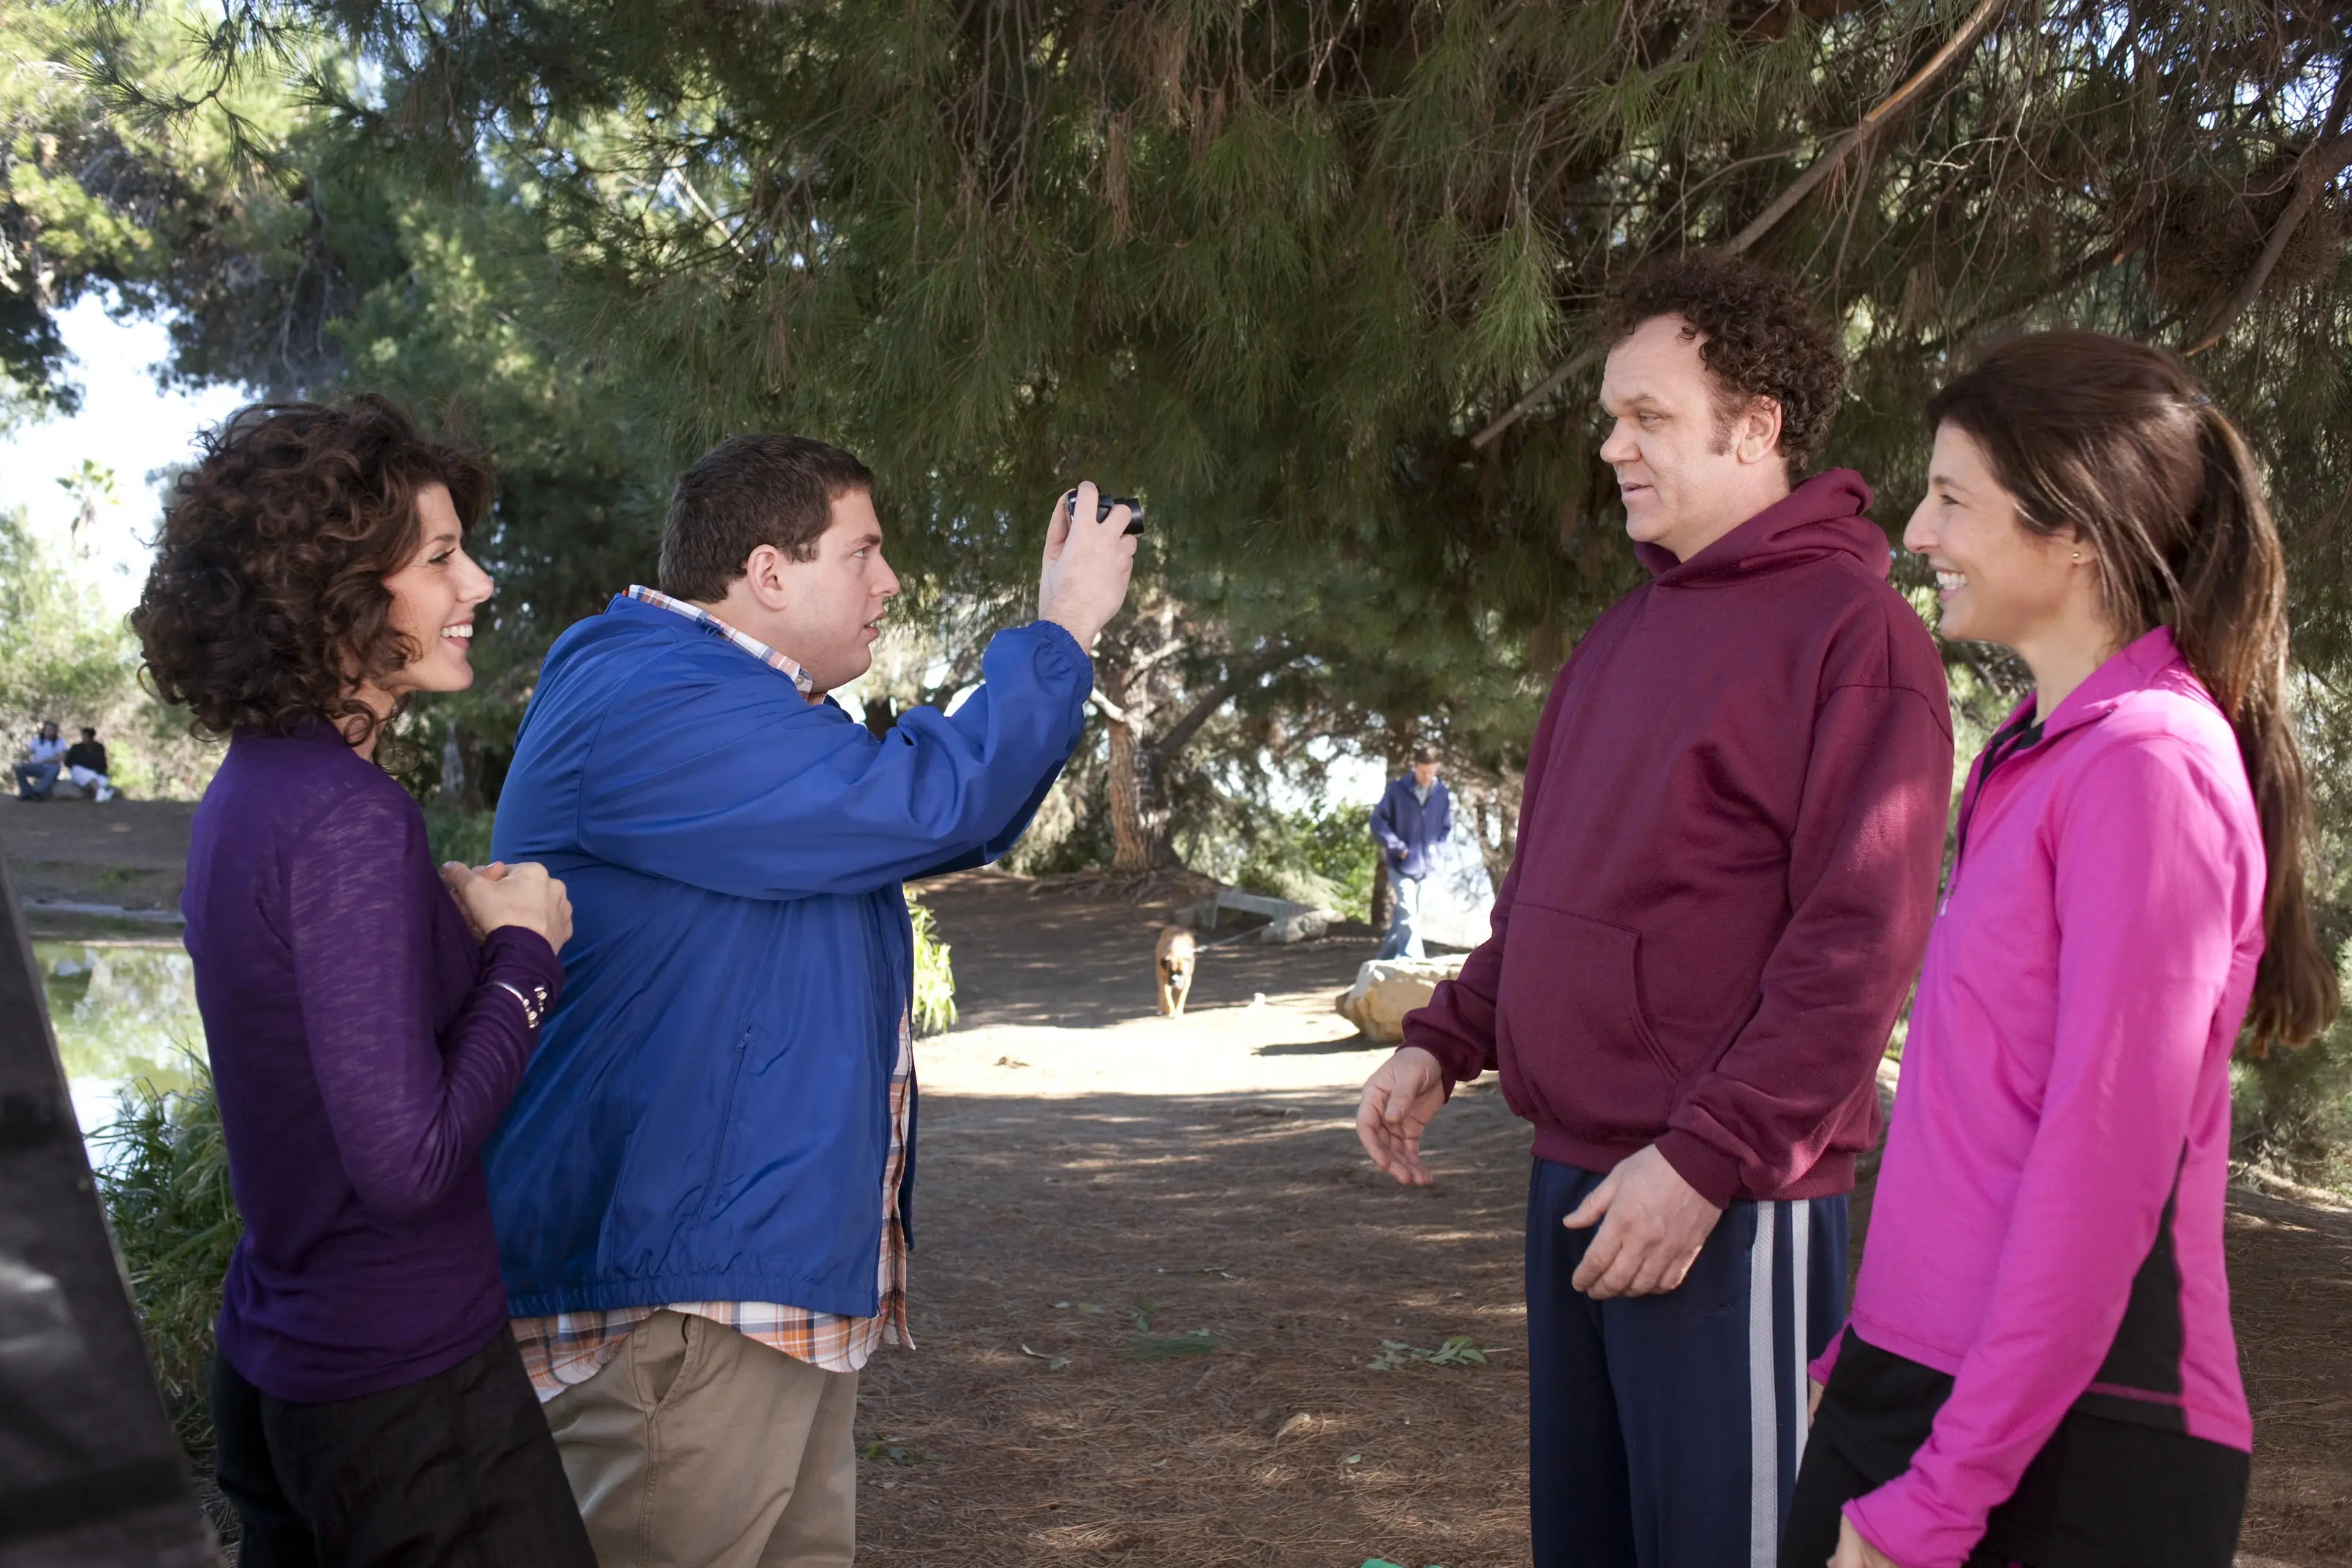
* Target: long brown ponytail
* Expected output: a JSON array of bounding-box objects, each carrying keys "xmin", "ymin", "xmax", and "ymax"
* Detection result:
[{"xmin": 1926, "ymin": 330, "xmax": 2337, "ymax": 1049}]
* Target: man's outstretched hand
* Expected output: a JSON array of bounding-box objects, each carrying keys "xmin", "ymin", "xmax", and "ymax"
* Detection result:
[
  {"xmin": 1039, "ymin": 480, "xmax": 1138, "ymax": 649},
  {"xmin": 1356, "ymin": 1046, "xmax": 1447, "ymax": 1186},
  {"xmin": 1564, "ymin": 1143, "xmax": 1724, "ymax": 1299}
]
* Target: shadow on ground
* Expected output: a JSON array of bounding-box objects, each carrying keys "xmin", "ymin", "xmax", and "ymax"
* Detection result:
[{"xmin": 860, "ymin": 1081, "xmax": 1532, "ymax": 1567}]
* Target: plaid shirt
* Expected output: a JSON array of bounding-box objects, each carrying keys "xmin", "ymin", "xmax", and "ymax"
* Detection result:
[
  {"xmin": 619, "ymin": 582, "xmax": 815, "ymax": 695},
  {"xmin": 510, "ymin": 588, "xmax": 910, "ymax": 1398}
]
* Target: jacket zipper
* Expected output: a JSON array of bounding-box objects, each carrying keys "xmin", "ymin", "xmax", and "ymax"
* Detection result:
[{"xmin": 1942, "ymin": 707, "xmax": 2046, "ymax": 913}]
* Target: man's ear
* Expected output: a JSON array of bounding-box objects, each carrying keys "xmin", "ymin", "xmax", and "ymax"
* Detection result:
[
  {"xmin": 741, "ymin": 543, "xmax": 793, "ymax": 611},
  {"xmin": 1735, "ymin": 396, "xmax": 1786, "ymax": 466}
]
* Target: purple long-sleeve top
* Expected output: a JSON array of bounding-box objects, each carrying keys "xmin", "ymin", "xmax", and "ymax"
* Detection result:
[{"xmin": 184, "ymin": 724, "xmax": 562, "ymax": 1403}]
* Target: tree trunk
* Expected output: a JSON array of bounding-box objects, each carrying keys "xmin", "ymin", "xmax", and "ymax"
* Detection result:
[
  {"xmin": 437, "ymin": 720, "xmax": 486, "ymax": 813},
  {"xmin": 1104, "ymin": 713, "xmax": 1157, "ymax": 872},
  {"xmin": 1099, "ymin": 662, "xmax": 1172, "ymax": 872},
  {"xmin": 1369, "ymin": 850, "xmax": 1393, "ymax": 932},
  {"xmin": 1469, "ymin": 772, "xmax": 1522, "ymax": 887}
]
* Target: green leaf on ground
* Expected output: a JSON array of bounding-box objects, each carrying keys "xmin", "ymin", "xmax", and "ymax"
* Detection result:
[
  {"xmin": 1131, "ymin": 1300, "xmax": 1160, "ymax": 1331},
  {"xmin": 1366, "ymin": 1334, "xmax": 1501, "ymax": 1371},
  {"xmin": 1018, "ymin": 1343, "xmax": 1071, "ymax": 1371}
]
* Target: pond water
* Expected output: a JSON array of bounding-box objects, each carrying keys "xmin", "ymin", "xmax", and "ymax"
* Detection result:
[{"xmin": 33, "ymin": 941, "xmax": 209, "ymax": 1147}]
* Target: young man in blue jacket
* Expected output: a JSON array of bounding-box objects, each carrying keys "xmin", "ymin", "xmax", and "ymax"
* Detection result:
[
  {"xmin": 1370, "ymin": 744, "xmax": 1450, "ymax": 959},
  {"xmin": 484, "ymin": 437, "xmax": 1134, "ymax": 1567}
]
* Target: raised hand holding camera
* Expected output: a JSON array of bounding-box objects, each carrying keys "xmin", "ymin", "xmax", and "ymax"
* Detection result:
[{"xmin": 1038, "ymin": 479, "xmax": 1139, "ymax": 649}]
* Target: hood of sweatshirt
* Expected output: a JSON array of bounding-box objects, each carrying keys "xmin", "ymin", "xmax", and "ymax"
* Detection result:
[{"xmin": 1634, "ymin": 467, "xmax": 1885, "ymax": 587}]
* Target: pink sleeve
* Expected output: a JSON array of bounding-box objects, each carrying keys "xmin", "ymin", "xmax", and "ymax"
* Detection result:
[
  {"xmin": 1809, "ymin": 1330, "xmax": 1843, "ymax": 1387},
  {"xmin": 1844, "ymin": 740, "xmax": 2245, "ymax": 1568}
]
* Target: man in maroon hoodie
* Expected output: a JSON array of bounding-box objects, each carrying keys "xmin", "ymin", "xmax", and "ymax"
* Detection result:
[{"xmin": 1357, "ymin": 255, "xmax": 1952, "ymax": 1567}]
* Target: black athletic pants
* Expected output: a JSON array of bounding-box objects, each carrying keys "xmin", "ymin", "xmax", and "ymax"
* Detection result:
[
  {"xmin": 1526, "ymin": 1158, "xmax": 1850, "ymax": 1567},
  {"xmin": 211, "ymin": 1329, "xmax": 595, "ymax": 1568},
  {"xmin": 1783, "ymin": 1328, "xmax": 2250, "ymax": 1568}
]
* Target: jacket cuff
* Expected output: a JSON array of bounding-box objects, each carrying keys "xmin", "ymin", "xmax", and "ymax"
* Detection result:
[
  {"xmin": 1845, "ymin": 1478, "xmax": 1969, "ymax": 1568},
  {"xmin": 1654, "ymin": 1128, "xmax": 1743, "ymax": 1210},
  {"xmin": 1024, "ymin": 618, "xmax": 1094, "ymax": 681},
  {"xmin": 483, "ymin": 924, "xmax": 565, "ymax": 1008},
  {"xmin": 1809, "ymin": 1325, "xmax": 1847, "ymax": 1387},
  {"xmin": 1398, "ymin": 1026, "xmax": 1485, "ymax": 1096}
]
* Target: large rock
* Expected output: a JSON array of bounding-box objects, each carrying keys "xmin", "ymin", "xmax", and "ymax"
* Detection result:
[
  {"xmin": 1257, "ymin": 908, "xmax": 1339, "ymax": 944},
  {"xmin": 1334, "ymin": 956, "xmax": 1467, "ymax": 1043}
]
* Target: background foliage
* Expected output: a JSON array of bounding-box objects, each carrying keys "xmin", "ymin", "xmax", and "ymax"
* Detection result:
[{"xmin": 10, "ymin": 0, "xmax": 2352, "ymax": 1172}]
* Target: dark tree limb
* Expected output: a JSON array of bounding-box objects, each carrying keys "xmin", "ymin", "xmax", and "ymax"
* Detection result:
[
  {"xmin": 2190, "ymin": 72, "xmax": 2352, "ymax": 355},
  {"xmin": 1154, "ymin": 642, "xmax": 1303, "ymax": 763},
  {"xmin": 1471, "ymin": 0, "xmax": 2012, "ymax": 452}
]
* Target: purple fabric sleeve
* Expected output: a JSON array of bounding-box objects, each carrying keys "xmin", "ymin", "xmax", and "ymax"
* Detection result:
[{"xmin": 286, "ymin": 791, "xmax": 560, "ymax": 1224}]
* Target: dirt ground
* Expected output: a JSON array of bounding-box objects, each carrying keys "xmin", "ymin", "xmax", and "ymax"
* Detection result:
[
  {"xmin": 6, "ymin": 802, "xmax": 2349, "ymax": 1565},
  {"xmin": 1, "ymin": 796, "xmax": 195, "ymax": 938},
  {"xmin": 898, "ymin": 870, "xmax": 2352, "ymax": 1568}
]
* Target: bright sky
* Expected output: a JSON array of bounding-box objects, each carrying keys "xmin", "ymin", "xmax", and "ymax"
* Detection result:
[{"xmin": 0, "ymin": 293, "xmax": 249, "ymax": 613}]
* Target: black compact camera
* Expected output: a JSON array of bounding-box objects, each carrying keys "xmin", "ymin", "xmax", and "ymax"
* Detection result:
[{"xmin": 1063, "ymin": 489, "xmax": 1146, "ymax": 535}]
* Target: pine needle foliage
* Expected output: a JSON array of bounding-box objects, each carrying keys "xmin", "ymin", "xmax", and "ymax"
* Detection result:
[{"xmin": 157, "ymin": 0, "xmax": 2348, "ymax": 668}]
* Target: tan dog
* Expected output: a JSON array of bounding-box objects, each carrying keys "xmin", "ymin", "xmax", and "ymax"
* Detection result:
[{"xmin": 1154, "ymin": 925, "xmax": 1199, "ymax": 1017}]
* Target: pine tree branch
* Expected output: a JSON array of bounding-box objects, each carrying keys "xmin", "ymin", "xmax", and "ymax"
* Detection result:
[
  {"xmin": 1470, "ymin": 0, "xmax": 2012, "ymax": 453},
  {"xmin": 1153, "ymin": 643, "xmax": 1302, "ymax": 764},
  {"xmin": 2190, "ymin": 74, "xmax": 2352, "ymax": 355}
]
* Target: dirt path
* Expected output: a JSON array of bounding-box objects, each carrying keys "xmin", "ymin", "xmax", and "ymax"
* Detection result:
[
  {"xmin": 906, "ymin": 870, "xmax": 2352, "ymax": 1567},
  {"xmin": 0, "ymin": 796, "xmax": 195, "ymax": 936}
]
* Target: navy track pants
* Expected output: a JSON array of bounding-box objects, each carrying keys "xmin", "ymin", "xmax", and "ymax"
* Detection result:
[{"xmin": 1526, "ymin": 1158, "xmax": 1850, "ymax": 1568}]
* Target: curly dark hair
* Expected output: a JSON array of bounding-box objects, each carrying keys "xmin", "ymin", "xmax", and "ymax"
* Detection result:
[
  {"xmin": 132, "ymin": 396, "xmax": 493, "ymax": 749},
  {"xmin": 1605, "ymin": 253, "xmax": 1846, "ymax": 468}
]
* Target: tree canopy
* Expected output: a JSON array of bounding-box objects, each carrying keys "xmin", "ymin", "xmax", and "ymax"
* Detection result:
[{"xmin": 10, "ymin": 0, "xmax": 2352, "ymax": 874}]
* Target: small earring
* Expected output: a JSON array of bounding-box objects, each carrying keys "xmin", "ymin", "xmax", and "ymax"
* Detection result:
[{"xmin": 2071, "ymin": 552, "xmax": 2083, "ymax": 562}]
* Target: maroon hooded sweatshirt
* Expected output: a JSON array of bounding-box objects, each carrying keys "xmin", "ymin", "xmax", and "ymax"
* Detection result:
[{"xmin": 1406, "ymin": 470, "xmax": 1953, "ymax": 1207}]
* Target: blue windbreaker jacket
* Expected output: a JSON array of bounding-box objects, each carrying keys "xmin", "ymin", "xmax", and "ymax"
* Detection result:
[
  {"xmin": 1370, "ymin": 775, "xmax": 1451, "ymax": 881},
  {"xmin": 483, "ymin": 595, "xmax": 1090, "ymax": 1317}
]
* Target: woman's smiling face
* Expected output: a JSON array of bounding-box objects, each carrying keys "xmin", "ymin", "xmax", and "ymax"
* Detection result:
[
  {"xmin": 377, "ymin": 483, "xmax": 494, "ymax": 698},
  {"xmin": 1903, "ymin": 423, "xmax": 2081, "ymax": 649}
]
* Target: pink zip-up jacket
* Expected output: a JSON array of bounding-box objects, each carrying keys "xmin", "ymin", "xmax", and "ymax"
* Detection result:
[{"xmin": 1817, "ymin": 627, "xmax": 2261, "ymax": 1568}]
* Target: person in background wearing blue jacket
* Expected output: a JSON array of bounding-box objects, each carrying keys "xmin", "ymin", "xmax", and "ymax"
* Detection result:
[
  {"xmin": 1371, "ymin": 745, "xmax": 1450, "ymax": 960},
  {"xmin": 483, "ymin": 438, "xmax": 1136, "ymax": 1568}
]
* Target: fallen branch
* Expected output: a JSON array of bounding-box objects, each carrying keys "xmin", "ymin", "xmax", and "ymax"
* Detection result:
[{"xmin": 1471, "ymin": 0, "xmax": 2011, "ymax": 451}]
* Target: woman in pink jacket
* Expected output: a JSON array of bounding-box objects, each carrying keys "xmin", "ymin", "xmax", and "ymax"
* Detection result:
[{"xmin": 1782, "ymin": 331, "xmax": 2339, "ymax": 1568}]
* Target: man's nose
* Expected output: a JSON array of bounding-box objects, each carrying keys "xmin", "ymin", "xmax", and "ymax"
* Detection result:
[{"xmin": 1598, "ymin": 421, "xmax": 1635, "ymax": 464}]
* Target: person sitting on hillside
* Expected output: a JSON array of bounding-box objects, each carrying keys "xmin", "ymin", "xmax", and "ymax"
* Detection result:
[
  {"xmin": 1370, "ymin": 744, "xmax": 1450, "ymax": 960},
  {"xmin": 12, "ymin": 721, "xmax": 67, "ymax": 800},
  {"xmin": 63, "ymin": 727, "xmax": 114, "ymax": 802}
]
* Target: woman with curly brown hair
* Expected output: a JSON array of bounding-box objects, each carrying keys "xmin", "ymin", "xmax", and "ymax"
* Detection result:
[{"xmin": 134, "ymin": 396, "xmax": 592, "ymax": 1567}]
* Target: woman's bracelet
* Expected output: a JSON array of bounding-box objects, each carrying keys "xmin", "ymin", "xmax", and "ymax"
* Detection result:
[{"xmin": 493, "ymin": 979, "xmax": 551, "ymax": 1030}]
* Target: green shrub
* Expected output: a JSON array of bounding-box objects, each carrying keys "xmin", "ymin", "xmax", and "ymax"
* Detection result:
[
  {"xmin": 2234, "ymin": 940, "xmax": 2352, "ymax": 1196},
  {"xmin": 1229, "ymin": 804, "xmax": 1379, "ymax": 916},
  {"xmin": 909, "ymin": 896, "xmax": 958, "ymax": 1037},
  {"xmin": 422, "ymin": 806, "xmax": 496, "ymax": 868},
  {"xmin": 94, "ymin": 1061, "xmax": 241, "ymax": 1455}
]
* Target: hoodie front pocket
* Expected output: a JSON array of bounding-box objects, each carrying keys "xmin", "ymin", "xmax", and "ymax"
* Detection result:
[{"xmin": 1496, "ymin": 905, "xmax": 1678, "ymax": 1138}]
